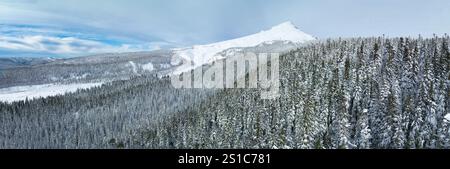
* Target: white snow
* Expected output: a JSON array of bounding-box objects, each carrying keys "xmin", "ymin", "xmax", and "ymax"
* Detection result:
[
  {"xmin": 445, "ymin": 114, "xmax": 450, "ymax": 122},
  {"xmin": 159, "ymin": 64, "xmax": 172, "ymax": 69},
  {"xmin": 172, "ymin": 21, "xmax": 315, "ymax": 74},
  {"xmin": 128, "ymin": 61, "xmax": 138, "ymax": 74},
  {"xmin": 141, "ymin": 62, "xmax": 154, "ymax": 72},
  {"xmin": 0, "ymin": 82, "xmax": 103, "ymax": 103}
]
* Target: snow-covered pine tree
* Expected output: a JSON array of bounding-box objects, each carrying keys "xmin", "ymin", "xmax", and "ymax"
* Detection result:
[{"xmin": 353, "ymin": 42, "xmax": 372, "ymax": 149}]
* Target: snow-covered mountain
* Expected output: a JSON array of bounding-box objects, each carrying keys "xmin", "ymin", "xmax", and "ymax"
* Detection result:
[
  {"xmin": 0, "ymin": 21, "xmax": 315, "ymax": 102},
  {"xmin": 0, "ymin": 57, "xmax": 56, "ymax": 70},
  {"xmin": 172, "ymin": 21, "xmax": 315, "ymax": 74}
]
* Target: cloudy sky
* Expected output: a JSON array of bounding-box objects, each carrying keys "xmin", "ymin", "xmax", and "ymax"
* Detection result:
[{"xmin": 0, "ymin": 0, "xmax": 449, "ymax": 57}]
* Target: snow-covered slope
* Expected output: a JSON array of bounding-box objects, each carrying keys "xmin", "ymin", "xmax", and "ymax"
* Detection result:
[
  {"xmin": 0, "ymin": 83, "xmax": 103, "ymax": 103},
  {"xmin": 172, "ymin": 21, "xmax": 315, "ymax": 74},
  {"xmin": 0, "ymin": 22, "xmax": 314, "ymax": 102},
  {"xmin": 445, "ymin": 114, "xmax": 450, "ymax": 122}
]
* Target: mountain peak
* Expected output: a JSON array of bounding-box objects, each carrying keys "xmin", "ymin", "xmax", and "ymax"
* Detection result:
[
  {"xmin": 270, "ymin": 21, "xmax": 298, "ymax": 30},
  {"xmin": 259, "ymin": 21, "xmax": 316, "ymax": 43},
  {"xmin": 172, "ymin": 21, "xmax": 316, "ymax": 74}
]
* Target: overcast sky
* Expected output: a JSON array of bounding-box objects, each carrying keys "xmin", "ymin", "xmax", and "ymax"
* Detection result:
[{"xmin": 1, "ymin": 0, "xmax": 449, "ymax": 57}]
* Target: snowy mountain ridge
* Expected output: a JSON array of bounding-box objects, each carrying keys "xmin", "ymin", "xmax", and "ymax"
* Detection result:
[
  {"xmin": 172, "ymin": 21, "xmax": 315, "ymax": 74},
  {"xmin": 0, "ymin": 22, "xmax": 316, "ymax": 102}
]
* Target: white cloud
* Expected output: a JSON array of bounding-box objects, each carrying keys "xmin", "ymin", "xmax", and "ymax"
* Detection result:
[{"xmin": 0, "ymin": 35, "xmax": 157, "ymax": 56}]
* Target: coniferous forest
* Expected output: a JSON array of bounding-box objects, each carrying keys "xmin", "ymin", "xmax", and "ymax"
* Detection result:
[{"xmin": 1, "ymin": 36, "xmax": 449, "ymax": 149}]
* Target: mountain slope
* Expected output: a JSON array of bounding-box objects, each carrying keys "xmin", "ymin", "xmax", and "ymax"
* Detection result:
[
  {"xmin": 172, "ymin": 21, "xmax": 315, "ymax": 74},
  {"xmin": 0, "ymin": 22, "xmax": 315, "ymax": 102},
  {"xmin": 0, "ymin": 57, "xmax": 56, "ymax": 70}
]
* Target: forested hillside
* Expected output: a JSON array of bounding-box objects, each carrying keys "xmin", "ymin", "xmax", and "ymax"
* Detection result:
[
  {"xmin": 1, "ymin": 36, "xmax": 449, "ymax": 149},
  {"xmin": 142, "ymin": 36, "xmax": 449, "ymax": 149},
  {"xmin": 0, "ymin": 75, "xmax": 214, "ymax": 148}
]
